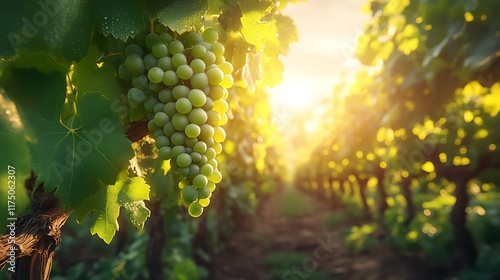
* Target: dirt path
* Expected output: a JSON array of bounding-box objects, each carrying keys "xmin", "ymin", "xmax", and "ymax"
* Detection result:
[{"xmin": 209, "ymin": 187, "xmax": 448, "ymax": 280}]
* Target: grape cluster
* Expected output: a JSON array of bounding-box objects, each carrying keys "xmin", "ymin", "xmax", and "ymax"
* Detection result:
[{"xmin": 119, "ymin": 27, "xmax": 233, "ymax": 217}]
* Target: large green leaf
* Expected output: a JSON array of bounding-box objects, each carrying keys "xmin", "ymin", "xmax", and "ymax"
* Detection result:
[
  {"xmin": 1, "ymin": 68, "xmax": 133, "ymax": 209},
  {"xmin": 158, "ymin": 0, "xmax": 208, "ymax": 33},
  {"xmin": 238, "ymin": 0, "xmax": 276, "ymax": 51},
  {"xmin": 75, "ymin": 173, "xmax": 150, "ymax": 244},
  {"xmin": 91, "ymin": 0, "xmax": 145, "ymax": 41}
]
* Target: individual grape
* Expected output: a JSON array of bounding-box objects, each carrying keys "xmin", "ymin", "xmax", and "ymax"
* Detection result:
[
  {"xmin": 188, "ymin": 202, "xmax": 203, "ymax": 217},
  {"xmin": 190, "ymin": 152, "xmax": 202, "ymax": 162},
  {"xmin": 163, "ymin": 70, "xmax": 179, "ymax": 86},
  {"xmin": 185, "ymin": 123, "xmax": 201, "ymax": 138},
  {"xmin": 145, "ymin": 33, "xmax": 159, "ymax": 50},
  {"xmin": 205, "ymin": 148, "xmax": 216, "ymax": 160},
  {"xmin": 178, "ymin": 167, "xmax": 190, "ymax": 177},
  {"xmin": 152, "ymin": 42, "xmax": 169, "ymax": 58},
  {"xmin": 219, "ymin": 112, "xmax": 228, "ymax": 125},
  {"xmin": 203, "ymin": 28, "xmax": 218, "ymax": 44},
  {"xmin": 172, "ymin": 85, "xmax": 190, "ymax": 100},
  {"xmin": 193, "ymin": 174, "xmax": 208, "ymax": 189},
  {"xmin": 168, "ymin": 40, "xmax": 184, "ymax": 54},
  {"xmin": 149, "ymin": 82, "xmax": 163, "ymax": 92},
  {"xmin": 159, "ymin": 32, "xmax": 173, "ymax": 43},
  {"xmin": 192, "ymin": 44, "xmax": 207, "ymax": 59},
  {"xmin": 175, "ymin": 98, "xmax": 192, "ymax": 114},
  {"xmin": 220, "ymin": 75, "xmax": 233, "ymax": 88},
  {"xmin": 148, "ymin": 67, "xmax": 164, "ymax": 83},
  {"xmin": 208, "ymin": 158, "xmax": 218, "ymax": 168},
  {"xmin": 172, "ymin": 53, "xmax": 187, "ymax": 68},
  {"xmin": 188, "ymin": 164, "xmax": 200, "ymax": 178},
  {"xmin": 219, "ymin": 61, "xmax": 233, "ymax": 75},
  {"xmin": 176, "ymin": 65, "xmax": 193, "ymax": 80},
  {"xmin": 176, "ymin": 153, "xmax": 192, "ymax": 168},
  {"xmin": 210, "ymin": 42, "xmax": 225, "ymax": 58},
  {"xmin": 188, "ymin": 89, "xmax": 206, "ymax": 107},
  {"xmin": 171, "ymin": 131, "xmax": 186, "ymax": 146},
  {"xmin": 199, "ymin": 198, "xmax": 210, "ymax": 207},
  {"xmin": 204, "ymin": 138, "xmax": 215, "ymax": 148},
  {"xmin": 127, "ymin": 88, "xmax": 146, "ymax": 104},
  {"xmin": 155, "ymin": 135, "xmax": 171, "ymax": 148},
  {"xmin": 172, "ymin": 113, "xmax": 189, "ymax": 131},
  {"xmin": 158, "ymin": 88, "xmax": 174, "ymax": 103},
  {"xmin": 188, "ymin": 108, "xmax": 208, "ymax": 125},
  {"xmin": 187, "ymin": 31, "xmax": 203, "ymax": 45},
  {"xmin": 215, "ymin": 55, "xmax": 225, "ymax": 65},
  {"xmin": 200, "ymin": 164, "xmax": 213, "ymax": 176},
  {"xmin": 125, "ymin": 44, "xmax": 144, "ymax": 57},
  {"xmin": 201, "ymin": 97, "xmax": 214, "ymax": 111},
  {"xmin": 119, "ymin": 64, "xmax": 132, "ymax": 80},
  {"xmin": 158, "ymin": 146, "xmax": 172, "ymax": 160},
  {"xmin": 154, "ymin": 103, "xmax": 165, "ymax": 114},
  {"xmin": 191, "ymin": 73, "xmax": 209, "ymax": 89},
  {"xmin": 163, "ymin": 122, "xmax": 176, "ymax": 137},
  {"xmin": 207, "ymin": 181, "xmax": 216, "ymax": 192},
  {"xmin": 213, "ymin": 99, "xmax": 229, "ymax": 113},
  {"xmin": 203, "ymin": 51, "xmax": 216, "ymax": 65},
  {"xmin": 193, "ymin": 141, "xmax": 207, "ymax": 154},
  {"xmin": 207, "ymin": 67, "xmax": 224, "ymax": 85},
  {"xmin": 213, "ymin": 142, "xmax": 223, "ymax": 155},
  {"xmin": 144, "ymin": 97, "xmax": 159, "ymax": 112},
  {"xmin": 186, "ymin": 137, "xmax": 198, "ymax": 147},
  {"xmin": 198, "ymin": 124, "xmax": 214, "ymax": 140},
  {"xmin": 131, "ymin": 74, "xmax": 148, "ymax": 89},
  {"xmin": 153, "ymin": 129, "xmax": 165, "ymax": 139},
  {"xmin": 147, "ymin": 119, "xmax": 160, "ymax": 132},
  {"xmin": 199, "ymin": 155, "xmax": 208, "ymax": 166},
  {"xmin": 171, "ymin": 145, "xmax": 186, "ymax": 158},
  {"xmin": 209, "ymin": 170, "xmax": 222, "ymax": 183},
  {"xmin": 154, "ymin": 112, "xmax": 170, "ymax": 127},
  {"xmin": 181, "ymin": 185, "xmax": 198, "ymax": 203},
  {"xmin": 197, "ymin": 187, "xmax": 211, "ymax": 199},
  {"xmin": 158, "ymin": 56, "xmax": 173, "ymax": 71},
  {"xmin": 143, "ymin": 53, "xmax": 158, "ymax": 70},
  {"xmin": 125, "ymin": 54, "xmax": 145, "ymax": 75},
  {"xmin": 206, "ymin": 110, "xmax": 221, "ymax": 126},
  {"xmin": 190, "ymin": 59, "xmax": 206, "ymax": 74},
  {"xmin": 163, "ymin": 102, "xmax": 177, "ymax": 117}
]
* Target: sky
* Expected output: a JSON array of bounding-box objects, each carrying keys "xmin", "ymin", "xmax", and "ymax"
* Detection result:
[{"xmin": 269, "ymin": 0, "xmax": 370, "ymax": 117}]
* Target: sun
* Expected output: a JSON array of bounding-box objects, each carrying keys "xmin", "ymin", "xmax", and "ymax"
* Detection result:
[{"xmin": 269, "ymin": 80, "xmax": 311, "ymax": 111}]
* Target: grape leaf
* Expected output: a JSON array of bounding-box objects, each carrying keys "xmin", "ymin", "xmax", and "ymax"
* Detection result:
[
  {"xmin": 1, "ymin": 68, "xmax": 133, "ymax": 210},
  {"xmin": 75, "ymin": 173, "xmax": 150, "ymax": 244},
  {"xmin": 238, "ymin": 0, "xmax": 276, "ymax": 51},
  {"xmin": 0, "ymin": 92, "xmax": 31, "ymax": 229},
  {"xmin": 158, "ymin": 0, "xmax": 208, "ymax": 33},
  {"xmin": 91, "ymin": 0, "xmax": 145, "ymax": 41}
]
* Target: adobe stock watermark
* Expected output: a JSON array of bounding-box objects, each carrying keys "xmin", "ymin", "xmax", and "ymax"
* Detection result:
[
  {"xmin": 7, "ymin": 0, "xmax": 63, "ymax": 53},
  {"xmin": 281, "ymin": 233, "xmax": 338, "ymax": 280}
]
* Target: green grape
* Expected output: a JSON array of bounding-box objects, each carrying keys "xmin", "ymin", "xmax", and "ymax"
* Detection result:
[
  {"xmin": 149, "ymin": 82, "xmax": 163, "ymax": 92},
  {"xmin": 213, "ymin": 126, "xmax": 226, "ymax": 143},
  {"xmin": 172, "ymin": 113, "xmax": 189, "ymax": 131},
  {"xmin": 207, "ymin": 181, "xmax": 216, "ymax": 192},
  {"xmin": 171, "ymin": 145, "xmax": 186, "ymax": 158},
  {"xmin": 193, "ymin": 174, "xmax": 208, "ymax": 189},
  {"xmin": 119, "ymin": 64, "xmax": 132, "ymax": 80},
  {"xmin": 158, "ymin": 146, "xmax": 172, "ymax": 160},
  {"xmin": 176, "ymin": 65, "xmax": 193, "ymax": 80},
  {"xmin": 219, "ymin": 61, "xmax": 233, "ymax": 75},
  {"xmin": 208, "ymin": 158, "xmax": 218, "ymax": 168},
  {"xmin": 159, "ymin": 32, "xmax": 173, "ymax": 43},
  {"xmin": 204, "ymin": 138, "xmax": 215, "ymax": 148},
  {"xmin": 199, "ymin": 155, "xmax": 208, "ymax": 166},
  {"xmin": 190, "ymin": 59, "xmax": 206, "ymax": 75},
  {"xmin": 219, "ymin": 112, "xmax": 228, "ymax": 125},
  {"xmin": 145, "ymin": 33, "xmax": 159, "ymax": 50},
  {"xmin": 187, "ymin": 31, "xmax": 203, "ymax": 45},
  {"xmin": 203, "ymin": 51, "xmax": 216, "ymax": 65},
  {"xmin": 155, "ymin": 135, "xmax": 171, "ymax": 148},
  {"xmin": 153, "ymin": 130, "xmax": 165, "ymax": 139},
  {"xmin": 188, "ymin": 164, "xmax": 200, "ymax": 178},
  {"xmin": 203, "ymin": 28, "xmax": 218, "ymax": 44},
  {"xmin": 178, "ymin": 167, "xmax": 190, "ymax": 177},
  {"xmin": 185, "ymin": 123, "xmax": 201, "ymax": 138},
  {"xmin": 198, "ymin": 124, "xmax": 214, "ymax": 140},
  {"xmin": 163, "ymin": 70, "xmax": 179, "ymax": 86},
  {"xmin": 199, "ymin": 198, "xmax": 210, "ymax": 207},
  {"xmin": 175, "ymin": 98, "xmax": 192, "ymax": 114},
  {"xmin": 172, "ymin": 53, "xmax": 187, "ymax": 68},
  {"xmin": 181, "ymin": 185, "xmax": 198, "ymax": 203},
  {"xmin": 131, "ymin": 74, "xmax": 149, "ymax": 89},
  {"xmin": 201, "ymin": 97, "xmax": 214, "ymax": 111},
  {"xmin": 192, "ymin": 44, "xmax": 207, "ymax": 59},
  {"xmin": 154, "ymin": 103, "xmax": 166, "ymax": 115},
  {"xmin": 213, "ymin": 142, "xmax": 223, "ymax": 155},
  {"xmin": 200, "ymin": 164, "xmax": 213, "ymax": 176},
  {"xmin": 152, "ymin": 42, "xmax": 169, "ymax": 58},
  {"xmin": 177, "ymin": 153, "xmax": 192, "ymax": 168},
  {"xmin": 127, "ymin": 88, "xmax": 146, "ymax": 104},
  {"xmin": 205, "ymin": 148, "xmax": 216, "ymax": 160},
  {"xmin": 188, "ymin": 202, "xmax": 203, "ymax": 217},
  {"xmin": 171, "ymin": 131, "xmax": 186, "ymax": 146},
  {"xmin": 188, "ymin": 108, "xmax": 208, "ymax": 125},
  {"xmin": 164, "ymin": 102, "xmax": 177, "ymax": 117},
  {"xmin": 220, "ymin": 75, "xmax": 233, "ymax": 89},
  {"xmin": 125, "ymin": 44, "xmax": 144, "ymax": 57},
  {"xmin": 154, "ymin": 112, "xmax": 169, "ymax": 127},
  {"xmin": 207, "ymin": 68, "xmax": 224, "ymax": 85},
  {"xmin": 198, "ymin": 187, "xmax": 211, "ymax": 199},
  {"xmin": 190, "ymin": 152, "xmax": 202, "ymax": 162},
  {"xmin": 191, "ymin": 73, "xmax": 209, "ymax": 89},
  {"xmin": 210, "ymin": 42, "xmax": 225, "ymax": 58},
  {"xmin": 144, "ymin": 97, "xmax": 159, "ymax": 112},
  {"xmin": 147, "ymin": 119, "xmax": 160, "ymax": 132},
  {"xmin": 209, "ymin": 170, "xmax": 222, "ymax": 183},
  {"xmin": 158, "ymin": 88, "xmax": 174, "ymax": 103},
  {"xmin": 178, "ymin": 180, "xmax": 190, "ymax": 189},
  {"xmin": 213, "ymin": 99, "xmax": 229, "ymax": 113},
  {"xmin": 148, "ymin": 67, "xmax": 164, "ymax": 84},
  {"xmin": 163, "ymin": 122, "xmax": 176, "ymax": 137},
  {"xmin": 168, "ymin": 40, "xmax": 184, "ymax": 54},
  {"xmin": 215, "ymin": 55, "xmax": 225, "ymax": 65},
  {"xmin": 172, "ymin": 85, "xmax": 190, "ymax": 100},
  {"xmin": 193, "ymin": 141, "xmax": 207, "ymax": 154},
  {"xmin": 186, "ymin": 137, "xmax": 198, "ymax": 147},
  {"xmin": 206, "ymin": 110, "xmax": 221, "ymax": 126},
  {"xmin": 143, "ymin": 53, "xmax": 158, "ymax": 70},
  {"xmin": 158, "ymin": 56, "xmax": 173, "ymax": 71},
  {"xmin": 209, "ymin": 85, "xmax": 225, "ymax": 100},
  {"xmin": 125, "ymin": 54, "xmax": 145, "ymax": 75},
  {"xmin": 188, "ymin": 89, "xmax": 206, "ymax": 107}
]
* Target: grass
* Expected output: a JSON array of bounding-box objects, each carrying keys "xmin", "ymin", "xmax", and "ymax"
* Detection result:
[{"xmin": 280, "ymin": 187, "xmax": 314, "ymax": 217}]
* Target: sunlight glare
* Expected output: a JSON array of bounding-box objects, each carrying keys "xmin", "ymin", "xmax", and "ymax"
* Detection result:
[{"xmin": 270, "ymin": 80, "xmax": 311, "ymax": 111}]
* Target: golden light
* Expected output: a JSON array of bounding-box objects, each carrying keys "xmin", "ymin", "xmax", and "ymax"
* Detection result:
[{"xmin": 269, "ymin": 80, "xmax": 311, "ymax": 110}]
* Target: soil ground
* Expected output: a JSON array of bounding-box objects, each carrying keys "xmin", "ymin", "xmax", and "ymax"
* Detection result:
[{"xmin": 209, "ymin": 186, "xmax": 449, "ymax": 280}]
